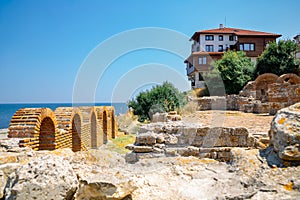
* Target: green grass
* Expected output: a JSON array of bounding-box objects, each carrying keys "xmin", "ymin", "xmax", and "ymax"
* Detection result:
[{"xmin": 106, "ymin": 134, "xmax": 136, "ymax": 154}]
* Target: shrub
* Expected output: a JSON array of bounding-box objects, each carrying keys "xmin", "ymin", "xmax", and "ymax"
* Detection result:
[
  {"xmin": 128, "ymin": 82, "xmax": 186, "ymax": 122},
  {"xmin": 205, "ymin": 51, "xmax": 255, "ymax": 95},
  {"xmin": 254, "ymin": 40, "xmax": 300, "ymax": 76}
]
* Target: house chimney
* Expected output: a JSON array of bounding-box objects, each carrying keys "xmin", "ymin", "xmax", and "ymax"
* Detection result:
[{"xmin": 219, "ymin": 24, "xmax": 224, "ymax": 29}]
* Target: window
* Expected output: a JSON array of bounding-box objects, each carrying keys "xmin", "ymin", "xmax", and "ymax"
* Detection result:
[
  {"xmin": 218, "ymin": 45, "xmax": 223, "ymax": 52},
  {"xmin": 219, "ymin": 35, "xmax": 223, "ymax": 41},
  {"xmin": 198, "ymin": 57, "xmax": 207, "ymax": 65},
  {"xmin": 205, "ymin": 45, "xmax": 214, "ymax": 52},
  {"xmin": 229, "ymin": 35, "xmax": 234, "ymax": 41},
  {"xmin": 205, "ymin": 35, "xmax": 214, "ymax": 41},
  {"xmin": 239, "ymin": 43, "xmax": 255, "ymax": 51}
]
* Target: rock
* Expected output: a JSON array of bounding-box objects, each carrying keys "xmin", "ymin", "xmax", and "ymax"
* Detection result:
[
  {"xmin": 135, "ymin": 132, "xmax": 156, "ymax": 145},
  {"xmin": 75, "ymin": 181, "xmax": 133, "ymax": 200},
  {"xmin": 75, "ymin": 164, "xmax": 136, "ymax": 200},
  {"xmin": 125, "ymin": 153, "xmax": 138, "ymax": 163},
  {"xmin": 0, "ymin": 170, "xmax": 6, "ymax": 199},
  {"xmin": 164, "ymin": 134, "xmax": 178, "ymax": 145},
  {"xmin": 151, "ymin": 112, "xmax": 168, "ymax": 123},
  {"xmin": 177, "ymin": 146, "xmax": 199, "ymax": 157},
  {"xmin": 125, "ymin": 144, "xmax": 135, "ymax": 151},
  {"xmin": 5, "ymin": 154, "xmax": 78, "ymax": 200},
  {"xmin": 156, "ymin": 135, "xmax": 165, "ymax": 143},
  {"xmin": 133, "ymin": 146, "xmax": 153, "ymax": 153},
  {"xmin": 269, "ymin": 103, "xmax": 300, "ymax": 163}
]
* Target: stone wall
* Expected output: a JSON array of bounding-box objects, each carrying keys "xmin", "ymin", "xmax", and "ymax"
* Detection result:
[
  {"xmin": 126, "ymin": 122, "xmax": 255, "ymax": 163},
  {"xmin": 8, "ymin": 106, "xmax": 118, "ymax": 152},
  {"xmin": 194, "ymin": 73, "xmax": 300, "ymax": 115}
]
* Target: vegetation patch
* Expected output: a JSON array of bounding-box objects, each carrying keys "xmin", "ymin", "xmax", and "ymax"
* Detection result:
[{"xmin": 106, "ymin": 134, "xmax": 136, "ymax": 154}]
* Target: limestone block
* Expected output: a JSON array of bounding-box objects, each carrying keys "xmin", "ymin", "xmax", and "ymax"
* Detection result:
[
  {"xmin": 5, "ymin": 155, "xmax": 78, "ymax": 200},
  {"xmin": 133, "ymin": 146, "xmax": 153, "ymax": 153},
  {"xmin": 135, "ymin": 132, "xmax": 156, "ymax": 145},
  {"xmin": 269, "ymin": 103, "xmax": 300, "ymax": 162}
]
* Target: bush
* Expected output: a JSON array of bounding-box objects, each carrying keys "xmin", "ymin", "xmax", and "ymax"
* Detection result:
[
  {"xmin": 254, "ymin": 40, "xmax": 300, "ymax": 76},
  {"xmin": 128, "ymin": 82, "xmax": 186, "ymax": 122},
  {"xmin": 205, "ymin": 51, "xmax": 255, "ymax": 95}
]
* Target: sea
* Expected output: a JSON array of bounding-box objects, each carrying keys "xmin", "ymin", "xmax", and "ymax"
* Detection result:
[{"xmin": 0, "ymin": 103, "xmax": 128, "ymax": 129}]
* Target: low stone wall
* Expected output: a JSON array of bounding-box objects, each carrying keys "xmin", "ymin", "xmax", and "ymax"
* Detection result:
[
  {"xmin": 194, "ymin": 73, "xmax": 300, "ymax": 115},
  {"xmin": 126, "ymin": 122, "xmax": 255, "ymax": 163}
]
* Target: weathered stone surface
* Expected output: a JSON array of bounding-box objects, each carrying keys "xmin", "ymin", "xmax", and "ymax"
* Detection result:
[
  {"xmin": 135, "ymin": 132, "xmax": 156, "ymax": 145},
  {"xmin": 0, "ymin": 139, "xmax": 299, "ymax": 199},
  {"xmin": 133, "ymin": 146, "xmax": 153, "ymax": 153},
  {"xmin": 125, "ymin": 152, "xmax": 138, "ymax": 164},
  {"xmin": 75, "ymin": 181, "xmax": 133, "ymax": 200},
  {"xmin": 5, "ymin": 154, "xmax": 78, "ymax": 200},
  {"xmin": 269, "ymin": 103, "xmax": 300, "ymax": 162},
  {"xmin": 151, "ymin": 112, "xmax": 168, "ymax": 123},
  {"xmin": 193, "ymin": 73, "xmax": 300, "ymax": 115},
  {"xmin": 0, "ymin": 170, "xmax": 6, "ymax": 199}
]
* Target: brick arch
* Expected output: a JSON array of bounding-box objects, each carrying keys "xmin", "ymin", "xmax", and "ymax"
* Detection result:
[
  {"xmin": 8, "ymin": 108, "xmax": 58, "ymax": 150},
  {"xmin": 254, "ymin": 73, "xmax": 279, "ymax": 90},
  {"xmin": 253, "ymin": 73, "xmax": 279, "ymax": 101},
  {"xmin": 54, "ymin": 107, "xmax": 83, "ymax": 149},
  {"xmin": 276, "ymin": 73, "xmax": 300, "ymax": 85}
]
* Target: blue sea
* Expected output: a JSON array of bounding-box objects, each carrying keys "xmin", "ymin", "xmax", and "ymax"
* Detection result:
[{"xmin": 0, "ymin": 103, "xmax": 128, "ymax": 129}]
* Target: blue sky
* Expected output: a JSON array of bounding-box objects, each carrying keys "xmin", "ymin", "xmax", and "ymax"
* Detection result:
[{"xmin": 0, "ymin": 0, "xmax": 299, "ymax": 103}]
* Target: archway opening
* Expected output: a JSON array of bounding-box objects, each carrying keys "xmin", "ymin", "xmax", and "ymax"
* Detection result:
[
  {"xmin": 72, "ymin": 114, "xmax": 81, "ymax": 152},
  {"xmin": 91, "ymin": 112, "xmax": 97, "ymax": 148},
  {"xmin": 103, "ymin": 111, "xmax": 108, "ymax": 144},
  {"xmin": 39, "ymin": 117, "xmax": 55, "ymax": 150}
]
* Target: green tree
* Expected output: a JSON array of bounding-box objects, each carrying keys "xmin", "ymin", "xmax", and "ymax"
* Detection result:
[
  {"xmin": 206, "ymin": 51, "xmax": 255, "ymax": 94},
  {"xmin": 254, "ymin": 40, "xmax": 300, "ymax": 76},
  {"xmin": 128, "ymin": 82, "xmax": 186, "ymax": 122}
]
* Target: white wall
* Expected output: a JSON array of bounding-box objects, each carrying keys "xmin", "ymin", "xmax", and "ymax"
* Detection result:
[{"xmin": 194, "ymin": 34, "xmax": 237, "ymax": 52}]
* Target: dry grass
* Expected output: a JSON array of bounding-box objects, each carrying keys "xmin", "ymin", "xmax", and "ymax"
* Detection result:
[{"xmin": 105, "ymin": 134, "xmax": 136, "ymax": 154}]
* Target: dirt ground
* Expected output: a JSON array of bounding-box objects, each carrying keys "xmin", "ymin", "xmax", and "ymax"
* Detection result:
[{"xmin": 182, "ymin": 110, "xmax": 274, "ymax": 135}]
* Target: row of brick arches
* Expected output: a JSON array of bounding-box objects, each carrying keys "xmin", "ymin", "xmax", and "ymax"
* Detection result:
[{"xmin": 8, "ymin": 106, "xmax": 117, "ymax": 152}]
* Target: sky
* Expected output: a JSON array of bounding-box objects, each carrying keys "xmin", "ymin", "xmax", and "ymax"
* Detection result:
[{"xmin": 0, "ymin": 0, "xmax": 299, "ymax": 103}]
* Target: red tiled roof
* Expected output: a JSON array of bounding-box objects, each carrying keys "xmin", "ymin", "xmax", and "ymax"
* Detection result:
[{"xmin": 191, "ymin": 27, "xmax": 281, "ymax": 40}]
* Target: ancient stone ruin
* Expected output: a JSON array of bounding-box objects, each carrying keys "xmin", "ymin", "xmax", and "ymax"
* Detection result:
[
  {"xmin": 194, "ymin": 73, "xmax": 300, "ymax": 115},
  {"xmin": 125, "ymin": 122, "xmax": 255, "ymax": 163},
  {"xmin": 7, "ymin": 106, "xmax": 118, "ymax": 151}
]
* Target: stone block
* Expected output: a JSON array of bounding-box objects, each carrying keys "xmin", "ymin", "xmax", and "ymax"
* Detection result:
[
  {"xmin": 135, "ymin": 132, "xmax": 156, "ymax": 145},
  {"xmin": 133, "ymin": 146, "xmax": 153, "ymax": 153}
]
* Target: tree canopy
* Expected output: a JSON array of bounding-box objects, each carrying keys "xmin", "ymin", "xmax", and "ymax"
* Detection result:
[
  {"xmin": 205, "ymin": 51, "xmax": 255, "ymax": 95},
  {"xmin": 254, "ymin": 40, "xmax": 300, "ymax": 76},
  {"xmin": 128, "ymin": 82, "xmax": 186, "ymax": 122}
]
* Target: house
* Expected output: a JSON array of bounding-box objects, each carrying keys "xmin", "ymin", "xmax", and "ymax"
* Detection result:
[
  {"xmin": 185, "ymin": 24, "xmax": 281, "ymax": 89},
  {"xmin": 294, "ymin": 34, "xmax": 300, "ymax": 60}
]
